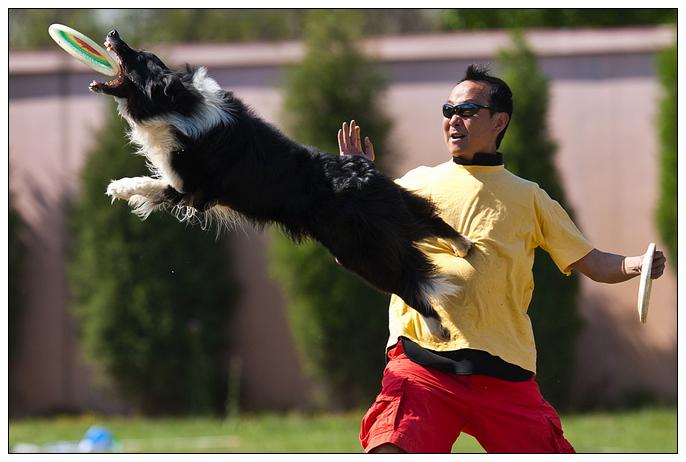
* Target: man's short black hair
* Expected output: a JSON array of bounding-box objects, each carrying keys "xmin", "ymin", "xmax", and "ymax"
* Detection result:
[{"xmin": 459, "ymin": 64, "xmax": 513, "ymax": 148}]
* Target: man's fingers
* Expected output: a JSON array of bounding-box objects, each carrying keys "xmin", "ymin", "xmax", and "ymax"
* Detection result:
[
  {"xmin": 651, "ymin": 251, "xmax": 666, "ymax": 278},
  {"xmin": 365, "ymin": 137, "xmax": 375, "ymax": 161},
  {"xmin": 354, "ymin": 126, "xmax": 362, "ymax": 152},
  {"xmin": 341, "ymin": 122, "xmax": 350, "ymax": 153},
  {"xmin": 349, "ymin": 120, "xmax": 361, "ymax": 152},
  {"xmin": 337, "ymin": 128, "xmax": 345, "ymax": 155},
  {"xmin": 339, "ymin": 119, "xmax": 374, "ymax": 159},
  {"xmin": 652, "ymin": 250, "xmax": 666, "ymax": 267},
  {"xmin": 650, "ymin": 250, "xmax": 666, "ymax": 279}
]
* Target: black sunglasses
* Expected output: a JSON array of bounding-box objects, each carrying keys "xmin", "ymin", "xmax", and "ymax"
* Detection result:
[{"xmin": 442, "ymin": 102, "xmax": 492, "ymax": 118}]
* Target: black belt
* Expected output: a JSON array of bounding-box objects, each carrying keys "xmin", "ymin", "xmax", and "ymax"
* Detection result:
[{"xmin": 392, "ymin": 337, "xmax": 534, "ymax": 382}]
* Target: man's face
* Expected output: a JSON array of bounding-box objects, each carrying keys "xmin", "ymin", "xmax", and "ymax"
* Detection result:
[{"xmin": 442, "ymin": 80, "xmax": 506, "ymax": 160}]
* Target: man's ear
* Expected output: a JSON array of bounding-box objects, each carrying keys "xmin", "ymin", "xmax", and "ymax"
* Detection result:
[{"xmin": 494, "ymin": 112, "xmax": 510, "ymax": 134}]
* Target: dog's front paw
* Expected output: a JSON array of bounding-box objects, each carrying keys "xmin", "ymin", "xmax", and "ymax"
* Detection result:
[
  {"xmin": 106, "ymin": 177, "xmax": 168, "ymax": 203},
  {"xmin": 107, "ymin": 177, "xmax": 149, "ymax": 202},
  {"xmin": 107, "ymin": 178, "xmax": 134, "ymax": 201},
  {"xmin": 106, "ymin": 177, "xmax": 175, "ymax": 219},
  {"xmin": 449, "ymin": 234, "xmax": 473, "ymax": 258}
]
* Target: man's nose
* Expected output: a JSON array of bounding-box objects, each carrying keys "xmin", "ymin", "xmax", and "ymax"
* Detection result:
[{"xmin": 449, "ymin": 114, "xmax": 464, "ymax": 126}]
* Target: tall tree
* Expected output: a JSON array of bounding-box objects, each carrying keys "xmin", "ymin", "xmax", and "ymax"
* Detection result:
[
  {"xmin": 269, "ymin": 9, "xmax": 392, "ymax": 408},
  {"xmin": 68, "ymin": 103, "xmax": 238, "ymax": 415},
  {"xmin": 656, "ymin": 42, "xmax": 677, "ymax": 271},
  {"xmin": 497, "ymin": 32, "xmax": 582, "ymax": 409}
]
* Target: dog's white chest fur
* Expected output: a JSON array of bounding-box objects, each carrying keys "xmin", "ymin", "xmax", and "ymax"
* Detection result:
[
  {"xmin": 127, "ymin": 118, "xmax": 185, "ymax": 192},
  {"xmin": 116, "ymin": 69, "xmax": 235, "ymax": 194},
  {"xmin": 107, "ymin": 69, "xmax": 243, "ymax": 232}
]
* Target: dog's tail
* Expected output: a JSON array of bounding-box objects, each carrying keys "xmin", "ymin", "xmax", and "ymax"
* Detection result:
[{"xmin": 399, "ymin": 274, "xmax": 455, "ymax": 340}]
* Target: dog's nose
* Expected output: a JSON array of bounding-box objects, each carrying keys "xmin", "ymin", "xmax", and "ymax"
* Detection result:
[{"xmin": 107, "ymin": 30, "xmax": 120, "ymax": 40}]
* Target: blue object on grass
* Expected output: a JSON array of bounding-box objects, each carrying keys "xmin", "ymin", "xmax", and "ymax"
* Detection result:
[{"xmin": 78, "ymin": 425, "xmax": 114, "ymax": 452}]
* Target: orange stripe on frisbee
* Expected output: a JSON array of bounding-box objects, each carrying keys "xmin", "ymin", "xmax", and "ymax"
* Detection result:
[
  {"xmin": 58, "ymin": 30, "xmax": 110, "ymax": 67},
  {"xmin": 73, "ymin": 35, "xmax": 107, "ymax": 60}
]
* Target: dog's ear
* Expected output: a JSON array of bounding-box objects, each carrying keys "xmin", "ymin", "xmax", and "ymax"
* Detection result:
[
  {"xmin": 159, "ymin": 74, "xmax": 195, "ymax": 110},
  {"xmin": 163, "ymin": 75, "xmax": 185, "ymax": 99}
]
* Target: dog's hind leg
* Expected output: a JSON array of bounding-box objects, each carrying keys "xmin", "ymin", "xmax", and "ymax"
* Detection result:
[
  {"xmin": 397, "ymin": 277, "xmax": 452, "ymax": 341},
  {"xmin": 405, "ymin": 295, "xmax": 451, "ymax": 340},
  {"xmin": 430, "ymin": 219, "xmax": 472, "ymax": 258},
  {"xmin": 423, "ymin": 315, "xmax": 451, "ymax": 341},
  {"xmin": 401, "ymin": 189, "xmax": 472, "ymax": 257}
]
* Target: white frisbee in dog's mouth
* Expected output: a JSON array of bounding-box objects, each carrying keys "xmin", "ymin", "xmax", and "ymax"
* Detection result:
[{"xmin": 48, "ymin": 24, "xmax": 121, "ymax": 77}]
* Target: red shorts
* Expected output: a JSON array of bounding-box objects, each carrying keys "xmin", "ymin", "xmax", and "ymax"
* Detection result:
[{"xmin": 359, "ymin": 342, "xmax": 575, "ymax": 453}]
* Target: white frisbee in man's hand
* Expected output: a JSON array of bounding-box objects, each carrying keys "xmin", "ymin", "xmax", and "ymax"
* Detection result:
[{"xmin": 637, "ymin": 242, "xmax": 656, "ymax": 323}]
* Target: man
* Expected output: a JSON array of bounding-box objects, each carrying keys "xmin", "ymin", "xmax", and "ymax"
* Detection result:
[{"xmin": 337, "ymin": 64, "xmax": 666, "ymax": 453}]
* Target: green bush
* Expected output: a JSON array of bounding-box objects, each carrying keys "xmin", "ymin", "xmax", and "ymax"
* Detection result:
[
  {"xmin": 497, "ymin": 32, "xmax": 582, "ymax": 409},
  {"xmin": 269, "ymin": 10, "xmax": 392, "ymax": 408},
  {"xmin": 656, "ymin": 42, "xmax": 677, "ymax": 271},
  {"xmin": 68, "ymin": 103, "xmax": 238, "ymax": 415}
]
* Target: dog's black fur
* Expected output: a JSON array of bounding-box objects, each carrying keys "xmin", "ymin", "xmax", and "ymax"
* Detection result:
[{"xmin": 92, "ymin": 30, "xmax": 471, "ymax": 338}]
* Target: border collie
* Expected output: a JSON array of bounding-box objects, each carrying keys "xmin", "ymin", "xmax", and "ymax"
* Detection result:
[{"xmin": 90, "ymin": 30, "xmax": 471, "ymax": 339}]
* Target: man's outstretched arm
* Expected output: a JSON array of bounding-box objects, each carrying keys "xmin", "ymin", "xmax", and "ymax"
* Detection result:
[{"xmin": 570, "ymin": 248, "xmax": 666, "ymax": 284}]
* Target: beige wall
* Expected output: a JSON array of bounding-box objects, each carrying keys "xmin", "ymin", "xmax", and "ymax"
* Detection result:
[{"xmin": 8, "ymin": 27, "xmax": 676, "ymax": 415}]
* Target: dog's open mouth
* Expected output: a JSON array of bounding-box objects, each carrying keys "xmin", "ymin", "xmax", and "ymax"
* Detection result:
[{"xmin": 89, "ymin": 38, "xmax": 125, "ymax": 90}]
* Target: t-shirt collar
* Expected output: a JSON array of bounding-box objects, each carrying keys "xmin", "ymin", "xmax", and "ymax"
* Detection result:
[{"xmin": 452, "ymin": 152, "xmax": 503, "ymax": 166}]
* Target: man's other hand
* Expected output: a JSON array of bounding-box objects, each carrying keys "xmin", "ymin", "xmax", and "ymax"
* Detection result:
[{"xmin": 338, "ymin": 120, "xmax": 375, "ymax": 161}]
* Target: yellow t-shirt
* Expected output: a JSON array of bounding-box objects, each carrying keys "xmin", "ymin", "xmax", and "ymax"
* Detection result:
[{"xmin": 389, "ymin": 160, "xmax": 594, "ymax": 373}]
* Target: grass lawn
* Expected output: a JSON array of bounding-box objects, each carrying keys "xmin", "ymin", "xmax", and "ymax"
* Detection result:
[{"xmin": 9, "ymin": 406, "xmax": 676, "ymax": 453}]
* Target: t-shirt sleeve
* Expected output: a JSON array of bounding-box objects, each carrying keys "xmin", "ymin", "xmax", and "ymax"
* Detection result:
[
  {"xmin": 534, "ymin": 187, "xmax": 594, "ymax": 275},
  {"xmin": 394, "ymin": 166, "xmax": 432, "ymax": 192}
]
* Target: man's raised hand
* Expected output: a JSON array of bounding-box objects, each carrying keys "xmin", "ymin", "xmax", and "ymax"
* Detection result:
[{"xmin": 337, "ymin": 120, "xmax": 375, "ymax": 161}]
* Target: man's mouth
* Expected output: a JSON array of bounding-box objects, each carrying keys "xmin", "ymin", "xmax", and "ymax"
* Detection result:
[
  {"xmin": 89, "ymin": 38, "xmax": 125, "ymax": 90},
  {"xmin": 450, "ymin": 132, "xmax": 465, "ymax": 141}
]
